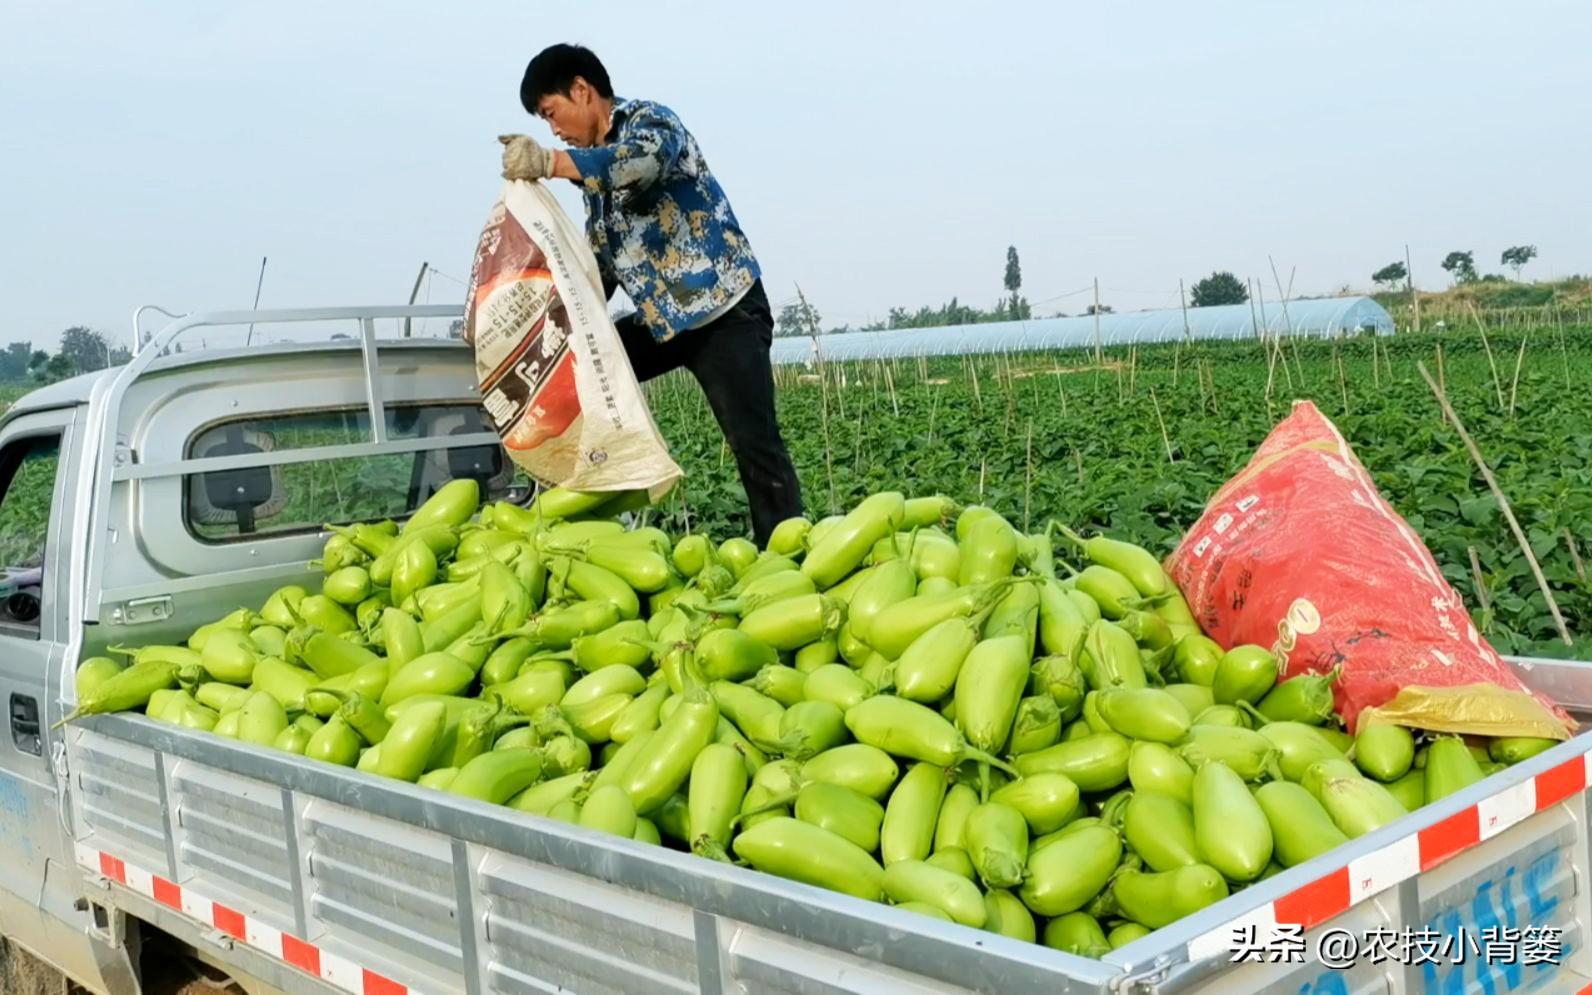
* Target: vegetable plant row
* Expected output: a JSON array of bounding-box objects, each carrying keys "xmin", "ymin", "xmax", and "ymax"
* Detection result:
[
  {"xmin": 68, "ymin": 479, "xmax": 1560, "ymax": 954},
  {"xmin": 648, "ymin": 326, "xmax": 1592, "ymax": 660}
]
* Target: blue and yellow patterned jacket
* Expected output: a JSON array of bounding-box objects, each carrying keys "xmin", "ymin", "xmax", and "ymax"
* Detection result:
[{"xmin": 565, "ymin": 98, "xmax": 760, "ymax": 343}]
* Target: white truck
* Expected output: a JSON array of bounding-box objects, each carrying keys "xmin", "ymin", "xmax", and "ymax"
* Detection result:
[{"xmin": 2, "ymin": 304, "xmax": 1590, "ymax": 994}]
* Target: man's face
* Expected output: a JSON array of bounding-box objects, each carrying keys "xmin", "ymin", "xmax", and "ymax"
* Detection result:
[{"xmin": 537, "ymin": 78, "xmax": 604, "ymax": 148}]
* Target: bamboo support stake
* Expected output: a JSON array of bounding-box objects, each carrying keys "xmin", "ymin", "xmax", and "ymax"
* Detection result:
[
  {"xmin": 1334, "ymin": 344, "xmax": 1349, "ymax": 415},
  {"xmin": 1418, "ymin": 361, "xmax": 1572, "ymax": 646},
  {"xmin": 978, "ymin": 457, "xmax": 987, "ymax": 504},
  {"xmin": 1022, "ymin": 418, "xmax": 1035, "ymax": 532},
  {"xmin": 1248, "ymin": 278, "xmax": 1265, "ymax": 351},
  {"xmin": 1406, "ymin": 243, "xmax": 1420, "ymax": 334},
  {"xmin": 1564, "ymin": 528, "xmax": 1587, "ymax": 583},
  {"xmin": 884, "ymin": 361, "xmax": 900, "ymax": 418},
  {"xmin": 1467, "ymin": 303, "xmax": 1506, "ymax": 410},
  {"xmin": 1436, "ymin": 342, "xmax": 1446, "ymax": 395},
  {"xmin": 853, "ymin": 408, "xmax": 867, "ymax": 476},
  {"xmin": 1092, "ymin": 278, "xmax": 1102, "ymax": 365},
  {"xmin": 1508, "ymin": 332, "xmax": 1527, "ymax": 417},
  {"xmin": 815, "ymin": 346, "xmax": 838, "ymax": 515},
  {"xmin": 1468, "ymin": 547, "xmax": 1491, "ymax": 612},
  {"xmin": 1259, "ymin": 282, "xmax": 1279, "ymax": 401},
  {"xmin": 1172, "ymin": 341, "xmax": 1181, "ymax": 388},
  {"xmin": 1269, "ymin": 257, "xmax": 1305, "ymax": 388},
  {"xmin": 1073, "ymin": 448, "xmax": 1085, "ymax": 485},
  {"xmin": 1150, "ymin": 389, "xmax": 1175, "ymax": 463},
  {"xmin": 1554, "ymin": 304, "xmax": 1571, "ymax": 389},
  {"xmin": 676, "ymin": 477, "xmax": 692, "ymax": 535}
]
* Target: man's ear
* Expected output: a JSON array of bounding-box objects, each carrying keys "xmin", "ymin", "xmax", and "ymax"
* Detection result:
[{"xmin": 569, "ymin": 77, "xmax": 589, "ymax": 104}]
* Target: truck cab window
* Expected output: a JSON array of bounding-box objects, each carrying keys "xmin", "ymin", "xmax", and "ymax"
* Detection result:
[
  {"xmin": 184, "ymin": 403, "xmax": 532, "ymax": 543},
  {"xmin": 0, "ymin": 434, "xmax": 61, "ymax": 634}
]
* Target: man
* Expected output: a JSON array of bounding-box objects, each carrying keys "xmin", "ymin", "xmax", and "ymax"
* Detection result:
[{"xmin": 497, "ymin": 43, "xmax": 803, "ymax": 546}]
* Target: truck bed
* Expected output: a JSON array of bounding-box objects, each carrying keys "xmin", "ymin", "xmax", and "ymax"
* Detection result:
[{"xmin": 66, "ymin": 655, "xmax": 1592, "ymax": 995}]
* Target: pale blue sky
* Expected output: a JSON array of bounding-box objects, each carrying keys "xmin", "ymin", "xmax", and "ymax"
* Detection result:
[{"xmin": 3, "ymin": 1, "xmax": 1588, "ymax": 350}]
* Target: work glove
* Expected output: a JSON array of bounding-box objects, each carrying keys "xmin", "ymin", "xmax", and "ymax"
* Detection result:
[{"xmin": 499, "ymin": 134, "xmax": 556, "ymax": 181}]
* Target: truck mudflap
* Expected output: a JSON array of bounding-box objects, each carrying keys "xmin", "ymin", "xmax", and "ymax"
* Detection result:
[{"xmin": 1105, "ymin": 736, "xmax": 1592, "ymax": 994}]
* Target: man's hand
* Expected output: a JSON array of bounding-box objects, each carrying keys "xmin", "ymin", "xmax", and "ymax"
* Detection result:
[{"xmin": 499, "ymin": 134, "xmax": 556, "ymax": 181}]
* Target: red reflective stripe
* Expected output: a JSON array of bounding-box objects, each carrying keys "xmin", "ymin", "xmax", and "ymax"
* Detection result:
[
  {"xmin": 1272, "ymin": 867, "xmax": 1350, "ymax": 932},
  {"xmin": 363, "ymin": 969, "xmax": 408, "ymax": 995},
  {"xmin": 1534, "ymin": 758, "xmax": 1587, "ymax": 811},
  {"xmin": 94, "ymin": 849, "xmax": 419, "ymax": 995},
  {"xmin": 152, "ymin": 876, "xmax": 182, "ymax": 909},
  {"xmin": 212, "ymin": 903, "xmax": 246, "ymax": 940},
  {"xmin": 98, "ymin": 852, "xmax": 126, "ymax": 884},
  {"xmin": 1418, "ymin": 807, "xmax": 1480, "ymax": 871},
  {"xmin": 281, "ymin": 934, "xmax": 321, "ymax": 975}
]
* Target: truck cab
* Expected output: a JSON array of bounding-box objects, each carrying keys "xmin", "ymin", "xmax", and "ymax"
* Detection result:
[{"xmin": 0, "ymin": 304, "xmax": 508, "ymax": 991}]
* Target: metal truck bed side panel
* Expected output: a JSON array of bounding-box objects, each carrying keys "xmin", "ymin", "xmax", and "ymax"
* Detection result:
[
  {"xmin": 71, "ymin": 715, "xmax": 1123, "ymax": 995},
  {"xmin": 1103, "ymin": 732, "xmax": 1592, "ymax": 994}
]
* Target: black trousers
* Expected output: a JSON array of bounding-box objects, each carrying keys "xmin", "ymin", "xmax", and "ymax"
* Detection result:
[{"xmin": 616, "ymin": 280, "xmax": 803, "ymax": 546}]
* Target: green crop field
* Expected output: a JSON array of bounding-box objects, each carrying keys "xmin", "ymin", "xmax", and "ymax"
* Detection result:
[
  {"xmin": 0, "ymin": 328, "xmax": 1585, "ymax": 661},
  {"xmin": 645, "ymin": 324, "xmax": 1592, "ymax": 662}
]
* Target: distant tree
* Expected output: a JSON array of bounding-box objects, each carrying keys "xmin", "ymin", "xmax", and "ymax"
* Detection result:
[
  {"xmin": 776, "ymin": 300, "xmax": 822, "ymax": 337},
  {"xmin": 1189, "ymin": 271, "xmax": 1249, "ymax": 307},
  {"xmin": 1501, "ymin": 245, "xmax": 1538, "ymax": 280},
  {"xmin": 994, "ymin": 294, "xmax": 1031, "ymax": 322},
  {"xmin": 1372, "ymin": 261, "xmax": 1408, "ymax": 289},
  {"xmin": 0, "ymin": 342, "xmax": 32, "ymax": 381},
  {"xmin": 1084, "ymin": 303, "xmax": 1114, "ymax": 316},
  {"xmin": 27, "ymin": 351, "xmax": 48, "ymax": 373},
  {"xmin": 33, "ymin": 353, "xmax": 74, "ymax": 385},
  {"xmin": 1003, "ymin": 245, "xmax": 1023, "ymax": 316},
  {"xmin": 107, "ymin": 345, "xmax": 131, "ymax": 365},
  {"xmin": 1441, "ymin": 250, "xmax": 1478, "ymax": 285},
  {"xmin": 59, "ymin": 326, "xmax": 112, "ymax": 374}
]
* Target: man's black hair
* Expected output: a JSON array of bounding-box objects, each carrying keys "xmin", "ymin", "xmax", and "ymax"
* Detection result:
[{"xmin": 521, "ymin": 44, "xmax": 614, "ymax": 114}]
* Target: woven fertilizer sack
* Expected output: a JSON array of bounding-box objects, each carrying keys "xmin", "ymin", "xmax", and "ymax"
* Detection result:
[
  {"xmin": 464, "ymin": 180, "xmax": 681, "ymax": 500},
  {"xmin": 1166, "ymin": 400, "xmax": 1572, "ymax": 741}
]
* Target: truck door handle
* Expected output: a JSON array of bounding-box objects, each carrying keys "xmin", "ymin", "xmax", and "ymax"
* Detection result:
[{"xmin": 11, "ymin": 693, "xmax": 41, "ymax": 756}]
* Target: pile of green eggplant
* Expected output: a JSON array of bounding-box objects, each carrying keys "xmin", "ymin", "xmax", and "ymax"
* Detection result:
[{"xmin": 66, "ymin": 481, "xmax": 1561, "ymax": 953}]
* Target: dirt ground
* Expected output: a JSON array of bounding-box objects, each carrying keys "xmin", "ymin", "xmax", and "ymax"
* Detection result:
[{"xmin": 0, "ymin": 936, "xmax": 246, "ymax": 995}]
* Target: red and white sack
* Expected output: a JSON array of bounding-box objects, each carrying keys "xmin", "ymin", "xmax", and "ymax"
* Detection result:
[
  {"xmin": 464, "ymin": 180, "xmax": 681, "ymax": 499},
  {"xmin": 1166, "ymin": 400, "xmax": 1572, "ymax": 740}
]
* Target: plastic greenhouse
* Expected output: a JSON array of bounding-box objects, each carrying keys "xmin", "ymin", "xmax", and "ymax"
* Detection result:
[{"xmin": 767, "ymin": 295, "xmax": 1394, "ymax": 366}]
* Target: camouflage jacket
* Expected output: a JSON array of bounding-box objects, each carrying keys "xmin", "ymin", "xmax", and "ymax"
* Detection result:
[{"xmin": 565, "ymin": 98, "xmax": 760, "ymax": 342}]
